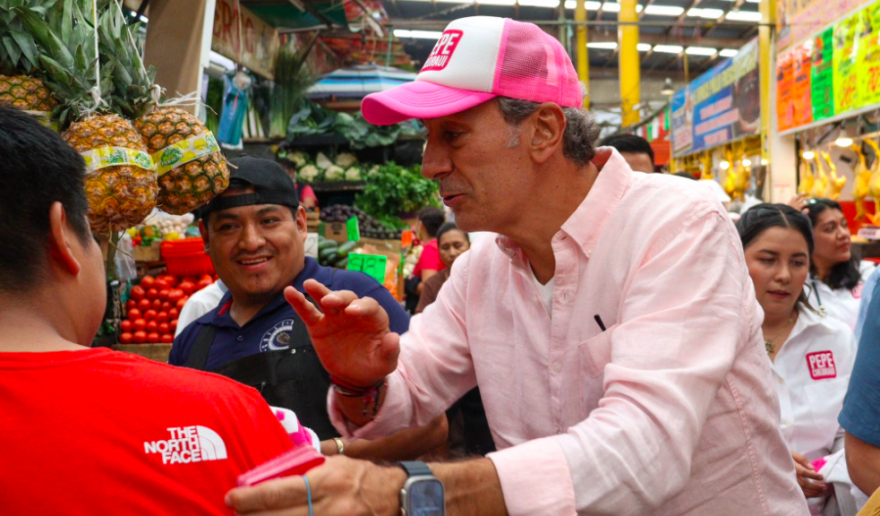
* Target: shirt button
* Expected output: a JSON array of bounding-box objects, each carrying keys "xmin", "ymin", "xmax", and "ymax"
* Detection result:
[
  {"xmin": 237, "ymin": 335, "xmax": 244, "ymax": 342},
  {"xmin": 552, "ymin": 361, "xmax": 562, "ymax": 373}
]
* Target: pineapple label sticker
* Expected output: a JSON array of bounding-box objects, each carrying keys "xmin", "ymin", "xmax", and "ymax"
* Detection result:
[
  {"xmin": 81, "ymin": 146, "xmax": 156, "ymax": 174},
  {"xmin": 153, "ymin": 132, "xmax": 221, "ymax": 176}
]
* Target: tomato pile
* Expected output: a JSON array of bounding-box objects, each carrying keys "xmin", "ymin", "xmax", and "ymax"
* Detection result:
[{"xmin": 119, "ymin": 274, "xmax": 215, "ymax": 344}]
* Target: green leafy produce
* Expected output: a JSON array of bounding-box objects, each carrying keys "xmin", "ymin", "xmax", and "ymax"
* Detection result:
[
  {"xmin": 355, "ymin": 162, "xmax": 440, "ymax": 222},
  {"xmin": 270, "ymin": 47, "xmax": 315, "ymax": 138},
  {"xmin": 287, "ymin": 97, "xmax": 337, "ymax": 138},
  {"xmin": 334, "ymin": 111, "xmax": 400, "ymax": 149}
]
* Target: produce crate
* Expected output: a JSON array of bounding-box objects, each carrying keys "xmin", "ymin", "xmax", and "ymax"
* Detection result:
[
  {"xmin": 112, "ymin": 343, "xmax": 172, "ymax": 363},
  {"xmin": 133, "ymin": 241, "xmax": 162, "ymax": 262},
  {"xmin": 161, "ymin": 238, "xmax": 215, "ymax": 277}
]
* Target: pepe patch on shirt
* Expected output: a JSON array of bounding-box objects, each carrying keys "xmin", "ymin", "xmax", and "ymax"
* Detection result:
[
  {"xmin": 852, "ymin": 283, "xmax": 864, "ymax": 299},
  {"xmin": 260, "ymin": 319, "xmax": 295, "ymax": 352},
  {"xmin": 806, "ymin": 351, "xmax": 837, "ymax": 380}
]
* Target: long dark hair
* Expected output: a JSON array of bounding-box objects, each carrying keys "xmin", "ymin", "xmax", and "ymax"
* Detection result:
[
  {"xmin": 803, "ymin": 198, "xmax": 861, "ymax": 290},
  {"xmin": 737, "ymin": 203, "xmax": 815, "ymax": 307}
]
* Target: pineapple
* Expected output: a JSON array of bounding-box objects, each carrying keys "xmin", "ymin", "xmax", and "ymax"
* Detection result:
[
  {"xmin": 0, "ymin": 75, "xmax": 57, "ymax": 111},
  {"xmin": 16, "ymin": 0, "xmax": 157, "ymax": 233},
  {"xmin": 0, "ymin": 1, "xmax": 59, "ymax": 112},
  {"xmin": 135, "ymin": 107, "xmax": 229, "ymax": 215}
]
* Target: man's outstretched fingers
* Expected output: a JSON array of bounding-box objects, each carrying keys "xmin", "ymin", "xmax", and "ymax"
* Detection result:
[
  {"xmin": 302, "ymin": 279, "xmax": 332, "ymax": 301},
  {"xmin": 344, "ymin": 296, "xmax": 383, "ymax": 318},
  {"xmin": 284, "ymin": 287, "xmax": 323, "ymax": 326},
  {"xmin": 225, "ymin": 476, "xmax": 308, "ymax": 512},
  {"xmin": 319, "ymin": 290, "xmax": 361, "ymax": 311}
]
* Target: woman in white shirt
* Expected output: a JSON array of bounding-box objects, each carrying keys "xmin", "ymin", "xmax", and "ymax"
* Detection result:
[
  {"xmin": 738, "ymin": 204, "xmax": 857, "ymax": 510},
  {"xmin": 804, "ymin": 199, "xmax": 875, "ymax": 331}
]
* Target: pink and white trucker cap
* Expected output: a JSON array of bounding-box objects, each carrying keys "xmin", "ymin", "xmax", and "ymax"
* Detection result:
[{"xmin": 362, "ymin": 16, "xmax": 583, "ymax": 125}]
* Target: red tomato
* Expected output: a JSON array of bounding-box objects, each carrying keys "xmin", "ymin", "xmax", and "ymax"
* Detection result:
[
  {"xmin": 167, "ymin": 289, "xmax": 184, "ymax": 304},
  {"xmin": 132, "ymin": 331, "xmax": 147, "ymax": 344},
  {"xmin": 162, "ymin": 301, "xmax": 172, "ymax": 311},
  {"xmin": 126, "ymin": 299, "xmax": 137, "ymax": 310},
  {"xmin": 178, "ymin": 281, "xmax": 195, "ymax": 295},
  {"xmin": 120, "ymin": 320, "xmax": 133, "ymax": 332},
  {"xmin": 146, "ymin": 320, "xmax": 158, "ymax": 332},
  {"xmin": 158, "ymin": 322, "xmax": 170, "ymax": 334},
  {"xmin": 147, "ymin": 332, "xmax": 160, "ymax": 343},
  {"xmin": 201, "ymin": 274, "xmax": 213, "ymax": 283},
  {"xmin": 160, "ymin": 333, "xmax": 174, "ymax": 344},
  {"xmin": 130, "ymin": 286, "xmax": 145, "ymax": 300},
  {"xmin": 152, "ymin": 299, "xmax": 163, "ymax": 310},
  {"xmin": 144, "ymin": 309, "xmax": 157, "ymax": 321},
  {"xmin": 146, "ymin": 288, "xmax": 159, "ymax": 300},
  {"xmin": 133, "ymin": 319, "xmax": 146, "ymax": 332},
  {"xmin": 137, "ymin": 298, "xmax": 151, "ymax": 311},
  {"xmin": 127, "ymin": 308, "xmax": 142, "ymax": 320},
  {"xmin": 196, "ymin": 278, "xmax": 213, "ymax": 291},
  {"xmin": 157, "ymin": 289, "xmax": 169, "ymax": 301},
  {"xmin": 155, "ymin": 279, "xmax": 169, "ymax": 290},
  {"xmin": 169, "ymin": 308, "xmax": 180, "ymax": 319},
  {"xmin": 170, "ymin": 319, "xmax": 178, "ymax": 332},
  {"xmin": 119, "ymin": 332, "xmax": 133, "ymax": 344},
  {"xmin": 163, "ymin": 275, "xmax": 178, "ymax": 288},
  {"xmin": 177, "ymin": 298, "xmax": 187, "ymax": 309},
  {"xmin": 157, "ymin": 311, "xmax": 169, "ymax": 323},
  {"xmin": 140, "ymin": 276, "xmax": 155, "ymax": 289}
]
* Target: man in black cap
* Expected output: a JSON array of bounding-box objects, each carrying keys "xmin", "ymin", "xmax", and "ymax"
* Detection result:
[{"xmin": 170, "ymin": 156, "xmax": 446, "ymax": 460}]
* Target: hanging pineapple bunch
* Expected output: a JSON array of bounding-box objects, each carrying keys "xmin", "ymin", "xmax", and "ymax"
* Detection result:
[
  {"xmin": 98, "ymin": 6, "xmax": 229, "ymax": 215},
  {"xmin": 16, "ymin": 0, "xmax": 157, "ymax": 233},
  {"xmin": 0, "ymin": 0, "xmax": 59, "ymax": 113}
]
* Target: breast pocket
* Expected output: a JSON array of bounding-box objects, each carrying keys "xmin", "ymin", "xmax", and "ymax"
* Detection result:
[
  {"xmin": 575, "ymin": 329, "xmax": 614, "ymax": 411},
  {"xmin": 803, "ymin": 378, "xmax": 848, "ymax": 440}
]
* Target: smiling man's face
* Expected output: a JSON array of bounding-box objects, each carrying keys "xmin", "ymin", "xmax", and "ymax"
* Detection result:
[{"xmin": 201, "ymin": 187, "xmax": 307, "ymax": 306}]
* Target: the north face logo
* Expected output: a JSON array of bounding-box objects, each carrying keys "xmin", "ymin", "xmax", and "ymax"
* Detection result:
[
  {"xmin": 144, "ymin": 426, "xmax": 228, "ymax": 465},
  {"xmin": 422, "ymin": 30, "xmax": 463, "ymax": 72}
]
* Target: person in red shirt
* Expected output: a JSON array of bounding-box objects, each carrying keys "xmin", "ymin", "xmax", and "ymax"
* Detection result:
[
  {"xmin": 412, "ymin": 206, "xmax": 446, "ymax": 295},
  {"xmin": 0, "ymin": 106, "xmax": 294, "ymax": 515}
]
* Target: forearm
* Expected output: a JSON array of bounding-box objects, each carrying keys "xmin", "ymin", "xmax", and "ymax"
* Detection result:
[
  {"xmin": 345, "ymin": 415, "xmax": 448, "ymax": 462},
  {"xmin": 846, "ymin": 432, "xmax": 880, "ymax": 495},
  {"xmin": 430, "ymin": 458, "xmax": 508, "ymax": 516}
]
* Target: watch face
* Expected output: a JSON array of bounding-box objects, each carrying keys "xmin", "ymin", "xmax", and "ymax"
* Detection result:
[{"xmin": 409, "ymin": 479, "xmax": 445, "ymax": 516}]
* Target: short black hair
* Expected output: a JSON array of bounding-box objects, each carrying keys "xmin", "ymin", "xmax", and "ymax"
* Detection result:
[
  {"xmin": 418, "ymin": 207, "xmax": 445, "ymax": 238},
  {"xmin": 437, "ymin": 222, "xmax": 469, "ymax": 244},
  {"xmin": 599, "ymin": 133, "xmax": 655, "ymax": 164},
  {"xmin": 0, "ymin": 107, "xmax": 91, "ymax": 293},
  {"xmin": 803, "ymin": 198, "xmax": 862, "ymax": 290}
]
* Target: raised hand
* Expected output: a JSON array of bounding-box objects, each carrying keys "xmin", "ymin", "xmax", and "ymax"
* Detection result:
[{"xmin": 285, "ymin": 279, "xmax": 399, "ymax": 388}]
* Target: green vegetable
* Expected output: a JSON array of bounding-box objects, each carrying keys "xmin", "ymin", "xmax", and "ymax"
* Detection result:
[
  {"xmin": 355, "ymin": 163, "xmax": 440, "ymax": 222},
  {"xmin": 337, "ymin": 241, "xmax": 357, "ymax": 256},
  {"xmin": 319, "ymin": 247, "xmax": 339, "ymax": 261},
  {"xmin": 318, "ymin": 239, "xmax": 338, "ymax": 252}
]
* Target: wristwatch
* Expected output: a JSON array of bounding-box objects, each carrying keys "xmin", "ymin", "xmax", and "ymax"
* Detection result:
[{"xmin": 398, "ymin": 461, "xmax": 445, "ymax": 516}]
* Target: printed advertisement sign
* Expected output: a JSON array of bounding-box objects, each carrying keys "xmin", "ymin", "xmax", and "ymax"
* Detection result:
[
  {"xmin": 212, "ymin": 0, "xmax": 279, "ymax": 80},
  {"xmin": 811, "ymin": 28, "xmax": 836, "ymax": 121}
]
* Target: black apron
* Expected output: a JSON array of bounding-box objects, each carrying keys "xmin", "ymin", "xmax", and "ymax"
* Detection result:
[{"xmin": 183, "ymin": 295, "xmax": 339, "ymax": 440}]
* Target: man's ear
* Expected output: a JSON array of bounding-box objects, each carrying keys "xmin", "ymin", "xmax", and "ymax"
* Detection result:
[
  {"xmin": 47, "ymin": 202, "xmax": 82, "ymax": 277},
  {"xmin": 527, "ymin": 103, "xmax": 566, "ymax": 164},
  {"xmin": 295, "ymin": 207, "xmax": 308, "ymax": 242},
  {"xmin": 199, "ymin": 220, "xmax": 210, "ymax": 253}
]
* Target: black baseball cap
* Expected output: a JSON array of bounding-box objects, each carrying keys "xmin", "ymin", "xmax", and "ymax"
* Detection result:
[{"xmin": 200, "ymin": 156, "xmax": 299, "ymax": 220}]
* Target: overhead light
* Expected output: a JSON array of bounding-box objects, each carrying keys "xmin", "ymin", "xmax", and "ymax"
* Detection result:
[
  {"xmin": 479, "ymin": 0, "xmax": 517, "ymax": 5},
  {"xmin": 587, "ymin": 41, "xmax": 618, "ymax": 50},
  {"xmin": 637, "ymin": 43, "xmax": 652, "ymax": 51},
  {"xmin": 761, "ymin": 158, "xmax": 769, "ymax": 165},
  {"xmin": 393, "ymin": 29, "xmax": 444, "ymax": 39},
  {"xmin": 653, "ymin": 44, "xmax": 684, "ymax": 54},
  {"xmin": 687, "ymin": 7, "xmax": 724, "ymax": 18},
  {"xmin": 661, "ymin": 77, "xmax": 675, "ymax": 95},
  {"xmin": 601, "ymin": 2, "xmax": 642, "ymax": 12},
  {"xmin": 519, "ymin": 0, "xmax": 559, "ymax": 5},
  {"xmin": 746, "ymin": 0, "xmax": 761, "ymax": 3},
  {"xmin": 719, "ymin": 49, "xmax": 739, "ymax": 57},
  {"xmin": 686, "ymin": 46, "xmax": 718, "ymax": 56},
  {"xmin": 802, "ymin": 150, "xmax": 815, "ymax": 160},
  {"xmin": 835, "ymin": 137, "xmax": 854, "ymax": 147},
  {"xmin": 564, "ymin": 0, "xmax": 602, "ymax": 8},
  {"xmin": 644, "ymin": 4, "xmax": 684, "ymax": 16},
  {"xmin": 720, "ymin": 160, "xmax": 730, "ymax": 170},
  {"xmin": 742, "ymin": 159, "xmax": 752, "ymax": 167},
  {"xmin": 726, "ymin": 10, "xmax": 763, "ymax": 22}
]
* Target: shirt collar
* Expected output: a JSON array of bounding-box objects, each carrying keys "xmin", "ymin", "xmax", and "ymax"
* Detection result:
[
  {"xmin": 495, "ymin": 147, "xmax": 634, "ymax": 260},
  {"xmin": 786, "ymin": 303, "xmax": 829, "ymax": 342}
]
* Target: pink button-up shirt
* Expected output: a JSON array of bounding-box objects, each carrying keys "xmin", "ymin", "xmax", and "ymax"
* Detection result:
[{"xmin": 330, "ymin": 148, "xmax": 807, "ymax": 515}]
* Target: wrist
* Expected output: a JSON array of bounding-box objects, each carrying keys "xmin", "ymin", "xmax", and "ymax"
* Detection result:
[{"xmin": 365, "ymin": 464, "xmax": 407, "ymax": 516}]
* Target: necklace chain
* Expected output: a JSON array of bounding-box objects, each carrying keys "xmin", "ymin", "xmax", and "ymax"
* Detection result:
[{"xmin": 765, "ymin": 315, "xmax": 795, "ymax": 355}]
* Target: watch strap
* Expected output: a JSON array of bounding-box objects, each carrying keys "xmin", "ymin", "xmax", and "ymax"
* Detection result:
[{"xmin": 399, "ymin": 461, "xmax": 433, "ymax": 478}]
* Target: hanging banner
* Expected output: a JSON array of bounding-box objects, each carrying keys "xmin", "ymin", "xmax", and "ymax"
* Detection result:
[
  {"xmin": 670, "ymin": 87, "xmax": 693, "ymax": 155},
  {"xmin": 672, "ymin": 39, "xmax": 760, "ymax": 157},
  {"xmin": 811, "ymin": 28, "xmax": 836, "ymax": 121},
  {"xmin": 792, "ymin": 42, "xmax": 814, "ymax": 127},
  {"xmin": 833, "ymin": 13, "xmax": 862, "ymax": 114},
  {"xmin": 777, "ymin": 0, "xmax": 872, "ymax": 51},
  {"xmin": 859, "ymin": 2, "xmax": 880, "ymax": 107},
  {"xmin": 212, "ymin": 0, "xmax": 279, "ymax": 80},
  {"xmin": 777, "ymin": 50, "xmax": 795, "ymax": 132}
]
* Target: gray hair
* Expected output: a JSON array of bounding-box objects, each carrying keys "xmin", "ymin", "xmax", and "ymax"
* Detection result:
[{"xmin": 496, "ymin": 97, "xmax": 600, "ymax": 166}]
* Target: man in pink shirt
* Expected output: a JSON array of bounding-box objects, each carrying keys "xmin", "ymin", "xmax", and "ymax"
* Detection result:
[{"xmin": 227, "ymin": 16, "xmax": 806, "ymax": 516}]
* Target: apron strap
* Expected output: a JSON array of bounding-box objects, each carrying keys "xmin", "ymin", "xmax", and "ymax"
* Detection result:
[{"xmin": 184, "ymin": 324, "xmax": 219, "ymax": 370}]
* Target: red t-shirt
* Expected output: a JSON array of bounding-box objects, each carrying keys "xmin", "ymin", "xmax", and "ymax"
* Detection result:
[
  {"xmin": 413, "ymin": 239, "xmax": 446, "ymax": 278},
  {"xmin": 0, "ymin": 348, "xmax": 293, "ymax": 515}
]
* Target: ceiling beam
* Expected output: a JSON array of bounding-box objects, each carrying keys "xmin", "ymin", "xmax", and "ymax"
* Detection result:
[
  {"xmin": 589, "ymin": 31, "xmax": 739, "ymax": 50},
  {"xmin": 703, "ymin": 0, "xmax": 747, "ymax": 37}
]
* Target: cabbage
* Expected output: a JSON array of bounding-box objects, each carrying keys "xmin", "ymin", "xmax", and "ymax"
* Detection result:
[
  {"xmin": 344, "ymin": 167, "xmax": 361, "ymax": 181},
  {"xmin": 336, "ymin": 152, "xmax": 358, "ymax": 168},
  {"xmin": 325, "ymin": 165, "xmax": 344, "ymax": 180},
  {"xmin": 316, "ymin": 152, "xmax": 333, "ymax": 170}
]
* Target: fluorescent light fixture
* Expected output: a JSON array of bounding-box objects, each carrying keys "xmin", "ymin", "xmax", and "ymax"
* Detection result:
[
  {"xmin": 564, "ymin": 0, "xmax": 602, "ymax": 9},
  {"xmin": 644, "ymin": 4, "xmax": 684, "ymax": 16},
  {"xmin": 719, "ymin": 49, "xmax": 739, "ymax": 57},
  {"xmin": 638, "ymin": 43, "xmax": 652, "ymax": 51},
  {"xmin": 479, "ymin": 0, "xmax": 517, "ymax": 5},
  {"xmin": 519, "ymin": 0, "xmax": 560, "ymax": 6},
  {"xmin": 653, "ymin": 44, "xmax": 684, "ymax": 54},
  {"xmin": 726, "ymin": 10, "xmax": 763, "ymax": 21},
  {"xmin": 836, "ymin": 137, "xmax": 854, "ymax": 147},
  {"xmin": 802, "ymin": 150, "xmax": 815, "ymax": 160},
  {"xmin": 746, "ymin": 0, "xmax": 761, "ymax": 3},
  {"xmin": 719, "ymin": 160, "xmax": 730, "ymax": 170},
  {"xmin": 686, "ymin": 46, "xmax": 718, "ymax": 56},
  {"xmin": 742, "ymin": 159, "xmax": 752, "ymax": 167},
  {"xmin": 393, "ymin": 29, "xmax": 444, "ymax": 39},
  {"xmin": 687, "ymin": 7, "xmax": 724, "ymax": 18},
  {"xmin": 587, "ymin": 41, "xmax": 619, "ymax": 50},
  {"xmin": 601, "ymin": 2, "xmax": 641, "ymax": 12},
  {"xmin": 761, "ymin": 158, "xmax": 769, "ymax": 165}
]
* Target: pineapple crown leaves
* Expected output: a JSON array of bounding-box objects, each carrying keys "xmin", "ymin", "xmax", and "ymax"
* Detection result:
[
  {"xmin": 0, "ymin": 0, "xmax": 61, "ymax": 74},
  {"xmin": 98, "ymin": 4, "xmax": 158, "ymax": 118}
]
